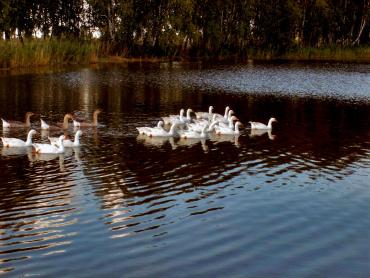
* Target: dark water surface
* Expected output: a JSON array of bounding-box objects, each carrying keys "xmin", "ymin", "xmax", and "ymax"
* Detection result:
[{"xmin": 0, "ymin": 62, "xmax": 369, "ymax": 277}]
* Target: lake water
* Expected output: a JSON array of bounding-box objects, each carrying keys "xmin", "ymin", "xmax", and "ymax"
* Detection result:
[{"xmin": 0, "ymin": 61, "xmax": 369, "ymax": 277}]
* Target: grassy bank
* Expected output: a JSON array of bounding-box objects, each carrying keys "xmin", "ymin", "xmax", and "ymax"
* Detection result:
[
  {"xmin": 238, "ymin": 47, "xmax": 370, "ymax": 62},
  {"xmin": 0, "ymin": 39, "xmax": 369, "ymax": 69},
  {"xmin": 280, "ymin": 47, "xmax": 370, "ymax": 62},
  {"xmin": 0, "ymin": 39, "xmax": 100, "ymax": 68},
  {"xmin": 97, "ymin": 47, "xmax": 370, "ymax": 64}
]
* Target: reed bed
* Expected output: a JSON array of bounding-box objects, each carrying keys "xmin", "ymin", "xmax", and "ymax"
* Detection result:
[
  {"xmin": 0, "ymin": 39, "xmax": 369, "ymax": 69},
  {"xmin": 0, "ymin": 39, "xmax": 100, "ymax": 68},
  {"xmin": 281, "ymin": 47, "xmax": 370, "ymax": 62}
]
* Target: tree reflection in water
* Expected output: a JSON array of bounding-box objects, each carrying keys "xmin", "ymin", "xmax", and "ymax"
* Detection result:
[{"xmin": 0, "ymin": 63, "xmax": 369, "ymax": 277}]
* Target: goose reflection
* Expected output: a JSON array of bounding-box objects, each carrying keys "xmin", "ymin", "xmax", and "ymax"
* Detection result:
[
  {"xmin": 177, "ymin": 138, "xmax": 209, "ymax": 152},
  {"xmin": 1, "ymin": 146, "xmax": 32, "ymax": 156},
  {"xmin": 32, "ymin": 152, "xmax": 64, "ymax": 161},
  {"xmin": 31, "ymin": 153, "xmax": 66, "ymax": 171},
  {"xmin": 249, "ymin": 129, "xmax": 276, "ymax": 140},
  {"xmin": 136, "ymin": 135, "xmax": 177, "ymax": 149},
  {"xmin": 210, "ymin": 134, "xmax": 240, "ymax": 147},
  {"xmin": 73, "ymin": 146, "xmax": 81, "ymax": 162}
]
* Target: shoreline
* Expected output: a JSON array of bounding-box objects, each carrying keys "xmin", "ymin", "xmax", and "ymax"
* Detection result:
[
  {"xmin": 0, "ymin": 41, "xmax": 369, "ymax": 71},
  {"xmin": 101, "ymin": 46, "xmax": 370, "ymax": 64},
  {"xmin": 92, "ymin": 54, "xmax": 370, "ymax": 68},
  {"xmin": 95, "ymin": 46, "xmax": 370, "ymax": 64}
]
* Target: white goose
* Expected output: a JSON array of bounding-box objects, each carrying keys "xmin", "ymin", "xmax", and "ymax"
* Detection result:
[
  {"xmin": 40, "ymin": 119, "xmax": 50, "ymax": 130},
  {"xmin": 216, "ymin": 109, "xmax": 235, "ymax": 124},
  {"xmin": 187, "ymin": 120, "xmax": 208, "ymax": 132},
  {"xmin": 179, "ymin": 125, "xmax": 207, "ymax": 139},
  {"xmin": 195, "ymin": 106, "xmax": 213, "ymax": 120},
  {"xmin": 187, "ymin": 114, "xmax": 217, "ymax": 132},
  {"xmin": 218, "ymin": 115, "xmax": 238, "ymax": 129},
  {"xmin": 33, "ymin": 135, "xmax": 65, "ymax": 154},
  {"xmin": 147, "ymin": 123, "xmax": 179, "ymax": 137},
  {"xmin": 171, "ymin": 108, "xmax": 193, "ymax": 125},
  {"xmin": 215, "ymin": 121, "xmax": 242, "ymax": 135},
  {"xmin": 213, "ymin": 106, "xmax": 230, "ymax": 121},
  {"xmin": 162, "ymin": 108, "xmax": 193, "ymax": 126},
  {"xmin": 136, "ymin": 121, "xmax": 165, "ymax": 136},
  {"xmin": 49, "ymin": 130, "xmax": 82, "ymax": 147},
  {"xmin": 1, "ymin": 129, "xmax": 37, "ymax": 147},
  {"xmin": 206, "ymin": 121, "xmax": 219, "ymax": 133},
  {"xmin": 249, "ymin": 118, "xmax": 277, "ymax": 130},
  {"xmin": 162, "ymin": 109, "xmax": 184, "ymax": 125}
]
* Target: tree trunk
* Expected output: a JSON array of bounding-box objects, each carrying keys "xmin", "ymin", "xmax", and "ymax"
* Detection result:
[
  {"xmin": 352, "ymin": 1, "xmax": 369, "ymax": 45},
  {"xmin": 352, "ymin": 16, "xmax": 367, "ymax": 45},
  {"xmin": 107, "ymin": 0, "xmax": 115, "ymax": 41}
]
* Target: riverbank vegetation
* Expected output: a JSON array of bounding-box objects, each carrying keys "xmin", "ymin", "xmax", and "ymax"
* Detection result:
[
  {"xmin": 0, "ymin": 39, "xmax": 99, "ymax": 68},
  {"xmin": 0, "ymin": 0, "xmax": 369, "ymax": 68}
]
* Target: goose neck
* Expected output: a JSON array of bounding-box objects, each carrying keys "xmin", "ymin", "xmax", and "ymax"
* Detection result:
[
  {"xmin": 208, "ymin": 121, "xmax": 218, "ymax": 131},
  {"xmin": 228, "ymin": 118, "xmax": 234, "ymax": 128},
  {"xmin": 169, "ymin": 124, "xmax": 177, "ymax": 135},
  {"xmin": 224, "ymin": 106, "xmax": 230, "ymax": 118},
  {"xmin": 26, "ymin": 131, "xmax": 34, "ymax": 145},
  {"xmin": 63, "ymin": 115, "xmax": 71, "ymax": 129},
  {"xmin": 25, "ymin": 114, "xmax": 32, "ymax": 127},
  {"xmin": 93, "ymin": 111, "xmax": 100, "ymax": 126},
  {"xmin": 201, "ymin": 127, "xmax": 207, "ymax": 137},
  {"xmin": 267, "ymin": 119, "xmax": 274, "ymax": 129},
  {"xmin": 186, "ymin": 110, "xmax": 191, "ymax": 119}
]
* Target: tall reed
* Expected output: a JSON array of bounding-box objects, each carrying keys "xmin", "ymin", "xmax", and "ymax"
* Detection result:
[
  {"xmin": 0, "ymin": 39, "xmax": 101, "ymax": 68},
  {"xmin": 281, "ymin": 47, "xmax": 370, "ymax": 62},
  {"xmin": 0, "ymin": 39, "xmax": 369, "ymax": 68}
]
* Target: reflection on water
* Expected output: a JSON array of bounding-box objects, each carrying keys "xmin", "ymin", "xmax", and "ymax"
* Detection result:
[
  {"xmin": 0, "ymin": 62, "xmax": 369, "ymax": 277},
  {"xmin": 137, "ymin": 134, "xmax": 177, "ymax": 150},
  {"xmin": 210, "ymin": 133, "xmax": 241, "ymax": 147},
  {"xmin": 177, "ymin": 138, "xmax": 209, "ymax": 152},
  {"xmin": 249, "ymin": 129, "xmax": 276, "ymax": 140}
]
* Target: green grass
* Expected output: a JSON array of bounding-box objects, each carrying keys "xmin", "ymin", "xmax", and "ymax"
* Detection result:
[
  {"xmin": 0, "ymin": 39, "xmax": 369, "ymax": 69},
  {"xmin": 0, "ymin": 39, "xmax": 101, "ymax": 68},
  {"xmin": 280, "ymin": 46, "xmax": 370, "ymax": 62}
]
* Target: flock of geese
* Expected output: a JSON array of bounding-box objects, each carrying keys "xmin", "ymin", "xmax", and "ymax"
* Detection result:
[
  {"xmin": 1, "ymin": 109, "xmax": 102, "ymax": 154},
  {"xmin": 137, "ymin": 106, "xmax": 277, "ymax": 140},
  {"xmin": 1, "ymin": 106, "xmax": 277, "ymax": 154}
]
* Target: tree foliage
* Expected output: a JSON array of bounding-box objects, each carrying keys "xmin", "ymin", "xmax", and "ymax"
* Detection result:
[{"xmin": 1, "ymin": 0, "xmax": 369, "ymax": 57}]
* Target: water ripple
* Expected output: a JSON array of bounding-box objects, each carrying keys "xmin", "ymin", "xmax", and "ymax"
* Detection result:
[{"xmin": 0, "ymin": 63, "xmax": 369, "ymax": 277}]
